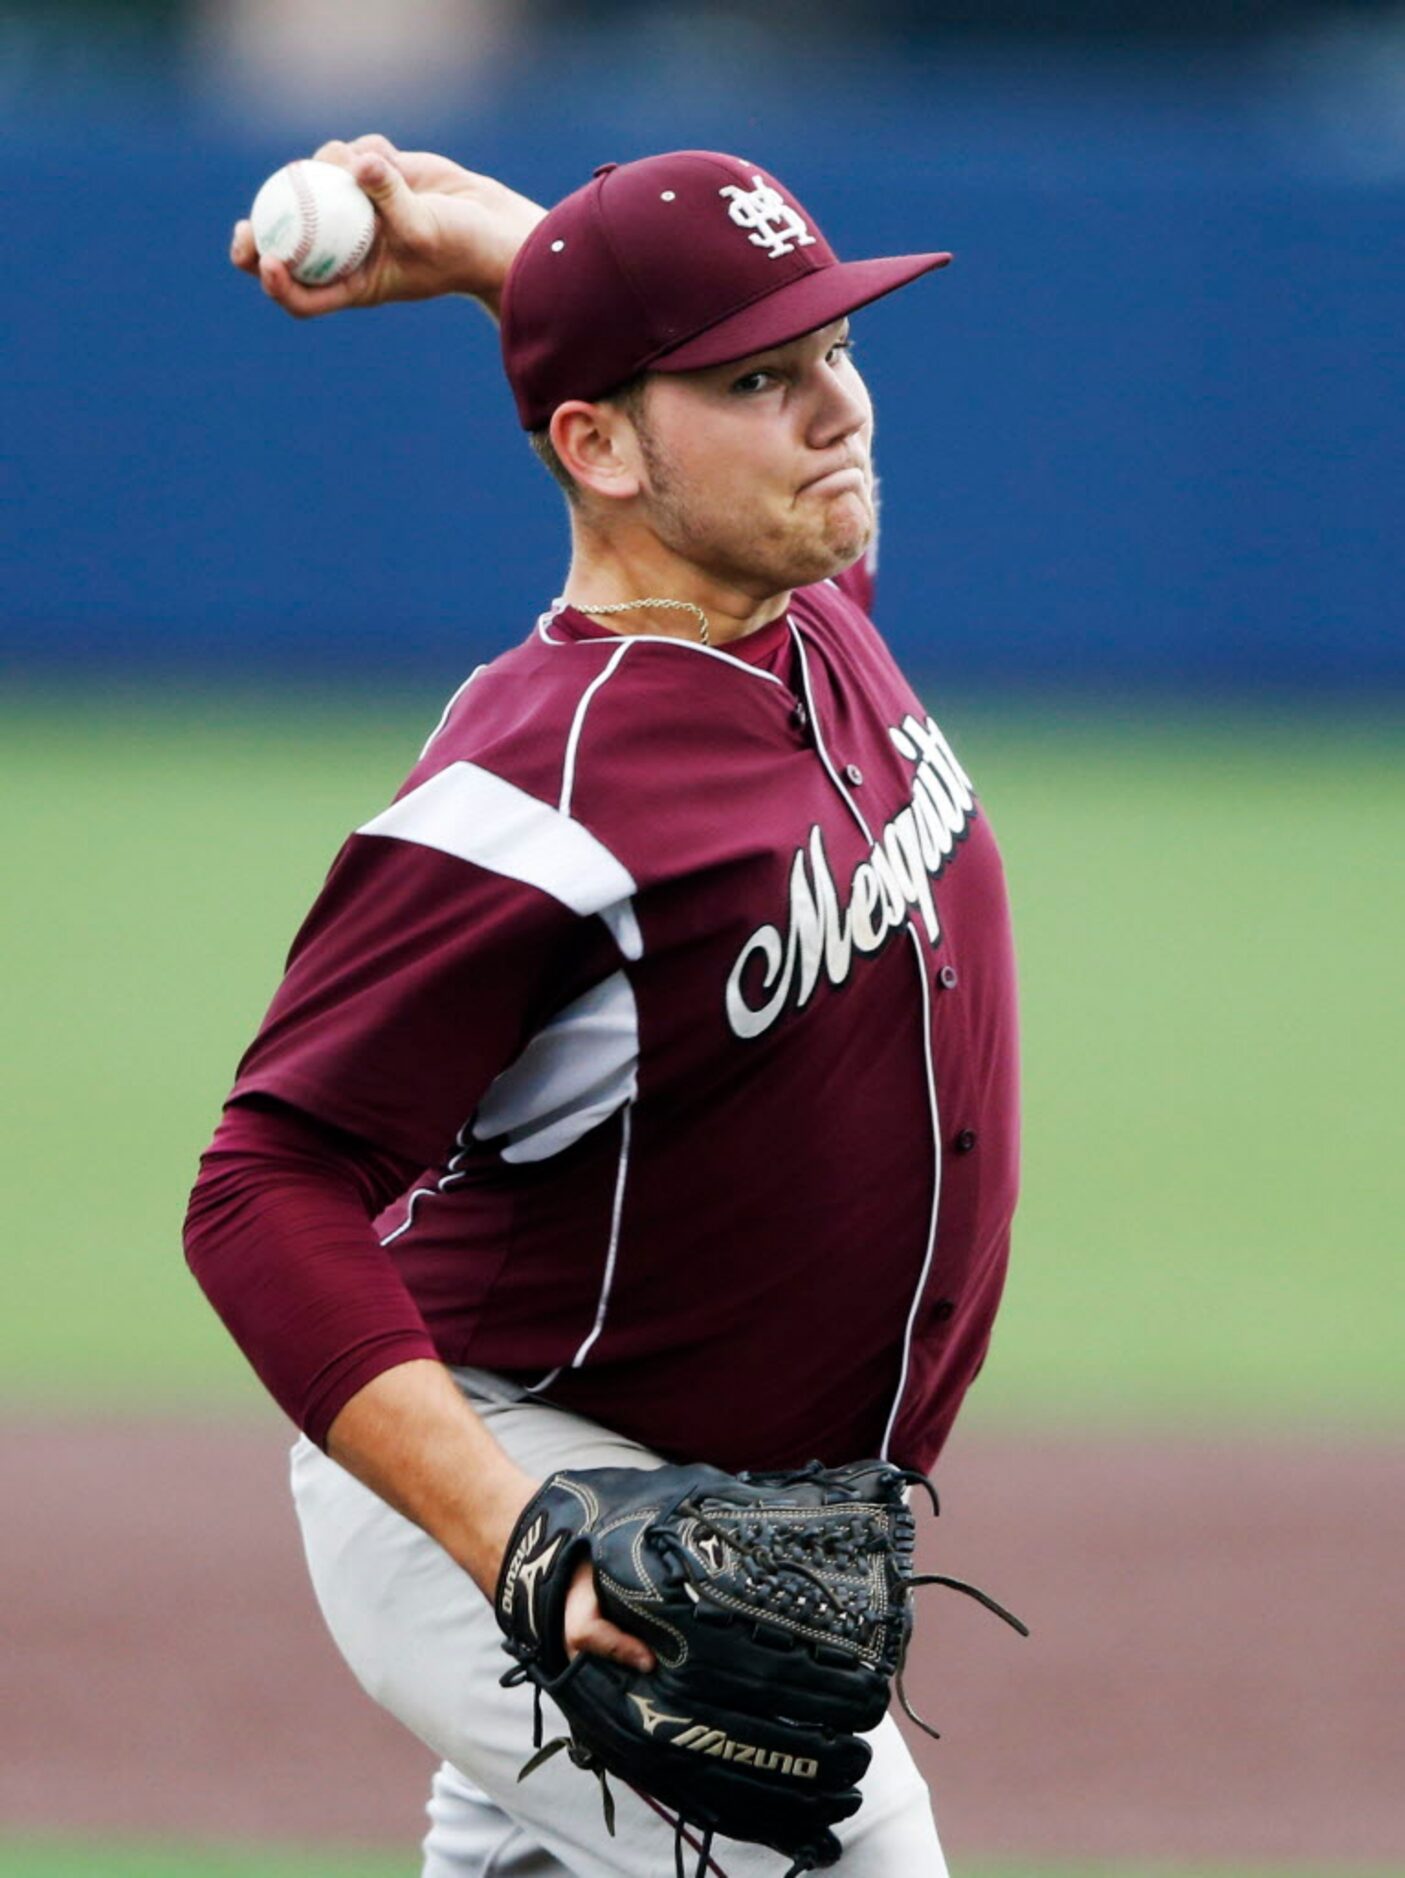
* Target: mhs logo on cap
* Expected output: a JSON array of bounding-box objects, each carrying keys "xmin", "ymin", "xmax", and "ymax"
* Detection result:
[{"xmin": 719, "ymin": 175, "xmax": 817, "ymax": 261}]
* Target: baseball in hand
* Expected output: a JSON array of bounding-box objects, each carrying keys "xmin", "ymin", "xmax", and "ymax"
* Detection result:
[{"xmin": 249, "ymin": 159, "xmax": 376, "ymax": 286}]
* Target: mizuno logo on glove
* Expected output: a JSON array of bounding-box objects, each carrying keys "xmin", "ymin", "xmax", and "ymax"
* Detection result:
[
  {"xmin": 628, "ymin": 1695, "xmax": 819, "ymax": 1779},
  {"xmin": 676, "ymin": 1728, "xmax": 819, "ymax": 1779},
  {"xmin": 498, "ymin": 1515, "xmax": 562, "ymax": 1638},
  {"xmin": 627, "ymin": 1693, "xmax": 691, "ymax": 1735}
]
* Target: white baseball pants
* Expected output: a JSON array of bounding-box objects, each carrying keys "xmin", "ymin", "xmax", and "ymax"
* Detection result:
[{"xmin": 290, "ymin": 1369, "xmax": 949, "ymax": 1878}]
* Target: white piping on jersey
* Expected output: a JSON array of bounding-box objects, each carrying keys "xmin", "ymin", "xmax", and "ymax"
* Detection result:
[
  {"xmin": 881, "ymin": 924, "xmax": 942, "ymax": 1460},
  {"xmin": 358, "ymin": 760, "xmax": 643, "ymax": 962},
  {"xmin": 379, "ymin": 978, "xmax": 638, "ymax": 1275},
  {"xmin": 787, "ymin": 620, "xmax": 878, "ymax": 849},
  {"xmin": 560, "ymin": 638, "xmax": 632, "ymax": 817},
  {"xmin": 520, "ymin": 1046, "xmax": 637, "ymax": 1398},
  {"xmin": 472, "ymin": 970, "xmax": 639, "ymax": 1163},
  {"xmin": 381, "ymin": 973, "xmax": 639, "ymax": 1242},
  {"xmin": 389, "ymin": 1096, "xmax": 636, "ymax": 1390},
  {"xmin": 537, "ymin": 596, "xmax": 786, "ymax": 686},
  {"xmin": 787, "ymin": 618, "xmax": 942, "ymax": 1466},
  {"xmin": 567, "ymin": 1097, "xmax": 634, "ymax": 1371},
  {"xmin": 419, "ymin": 665, "xmax": 486, "ymax": 759},
  {"xmin": 539, "ymin": 632, "xmax": 643, "ymax": 1381},
  {"xmin": 372, "ymin": 672, "xmax": 646, "ymax": 1327},
  {"xmin": 375, "ymin": 657, "xmax": 645, "ymax": 1368},
  {"xmin": 378, "ymin": 1119, "xmax": 474, "ymax": 1248},
  {"xmin": 535, "ymin": 597, "xmax": 569, "ymax": 639}
]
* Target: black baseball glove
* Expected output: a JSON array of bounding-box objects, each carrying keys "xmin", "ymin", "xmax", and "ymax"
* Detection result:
[{"xmin": 494, "ymin": 1458, "xmax": 1025, "ymax": 1876}]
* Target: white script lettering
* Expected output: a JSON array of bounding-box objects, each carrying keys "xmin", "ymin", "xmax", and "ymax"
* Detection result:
[{"xmin": 725, "ymin": 715, "xmax": 975, "ymax": 1040}]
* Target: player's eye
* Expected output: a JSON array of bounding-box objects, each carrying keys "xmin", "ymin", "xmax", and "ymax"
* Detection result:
[
  {"xmin": 828, "ymin": 336, "xmax": 856, "ymax": 363},
  {"xmin": 729, "ymin": 369, "xmax": 777, "ymax": 395}
]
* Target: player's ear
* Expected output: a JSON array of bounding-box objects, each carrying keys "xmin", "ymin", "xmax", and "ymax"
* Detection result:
[{"xmin": 550, "ymin": 400, "xmax": 643, "ymax": 504}]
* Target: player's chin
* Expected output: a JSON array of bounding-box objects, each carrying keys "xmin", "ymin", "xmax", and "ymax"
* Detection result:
[
  {"xmin": 766, "ymin": 502, "xmax": 868, "ymax": 583},
  {"xmin": 780, "ymin": 540, "xmax": 869, "ymax": 591},
  {"xmin": 748, "ymin": 502, "xmax": 872, "ymax": 591},
  {"xmin": 811, "ymin": 508, "xmax": 874, "ymax": 580}
]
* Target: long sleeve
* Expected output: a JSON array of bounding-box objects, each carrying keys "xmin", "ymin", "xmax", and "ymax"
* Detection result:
[{"xmin": 183, "ymin": 1098, "xmax": 437, "ymax": 1448}]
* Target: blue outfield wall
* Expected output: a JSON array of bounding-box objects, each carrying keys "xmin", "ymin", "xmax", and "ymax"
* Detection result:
[{"xmin": 4, "ymin": 68, "xmax": 1402, "ymax": 696}]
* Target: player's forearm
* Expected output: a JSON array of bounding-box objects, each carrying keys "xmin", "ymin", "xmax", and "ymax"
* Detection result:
[
  {"xmin": 326, "ymin": 1359, "xmax": 538, "ymax": 1596},
  {"xmin": 335, "ymin": 1364, "xmax": 658, "ymax": 1671}
]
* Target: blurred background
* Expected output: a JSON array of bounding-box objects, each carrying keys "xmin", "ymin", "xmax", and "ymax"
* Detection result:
[
  {"xmin": 3, "ymin": 1, "xmax": 1402, "ymax": 1875},
  {"xmin": 7, "ymin": 0, "xmax": 1405, "ymax": 687}
]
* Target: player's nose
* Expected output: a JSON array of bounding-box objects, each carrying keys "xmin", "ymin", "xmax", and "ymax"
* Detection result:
[{"xmin": 809, "ymin": 358, "xmax": 871, "ymax": 450}]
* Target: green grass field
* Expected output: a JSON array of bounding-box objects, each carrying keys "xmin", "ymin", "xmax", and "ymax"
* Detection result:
[
  {"xmin": 5, "ymin": 1846, "xmax": 1395, "ymax": 1878},
  {"xmin": 2, "ymin": 689, "xmax": 1402, "ymax": 1428},
  {"xmin": 0, "ymin": 1847, "xmax": 404, "ymax": 1878}
]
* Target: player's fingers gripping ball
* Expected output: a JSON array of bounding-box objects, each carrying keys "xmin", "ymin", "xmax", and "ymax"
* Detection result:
[
  {"xmin": 495, "ymin": 1459, "xmax": 1027, "ymax": 1876},
  {"xmin": 249, "ymin": 158, "xmax": 376, "ymax": 285}
]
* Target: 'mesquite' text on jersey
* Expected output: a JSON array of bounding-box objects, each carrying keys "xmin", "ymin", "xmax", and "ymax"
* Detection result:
[{"xmin": 725, "ymin": 713, "xmax": 975, "ymax": 1039}]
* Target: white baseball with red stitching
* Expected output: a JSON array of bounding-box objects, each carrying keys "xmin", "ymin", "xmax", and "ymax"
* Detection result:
[{"xmin": 249, "ymin": 159, "xmax": 376, "ymax": 286}]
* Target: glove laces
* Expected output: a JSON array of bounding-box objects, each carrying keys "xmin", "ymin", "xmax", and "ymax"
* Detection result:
[
  {"xmin": 673, "ymin": 1820, "xmax": 716, "ymax": 1878},
  {"xmin": 502, "ymin": 1659, "xmax": 621, "ymax": 1835},
  {"xmin": 505, "ymin": 1655, "xmax": 806, "ymax": 1877},
  {"xmin": 889, "ymin": 1468, "xmax": 1029, "ymax": 1742},
  {"xmin": 668, "ymin": 1816, "xmax": 823, "ymax": 1878}
]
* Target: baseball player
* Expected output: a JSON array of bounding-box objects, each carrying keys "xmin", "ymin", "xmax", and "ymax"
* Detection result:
[{"xmin": 189, "ymin": 138, "xmax": 1019, "ymax": 1877}]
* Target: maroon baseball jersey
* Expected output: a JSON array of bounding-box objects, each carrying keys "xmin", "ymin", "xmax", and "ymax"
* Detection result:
[{"xmin": 218, "ymin": 568, "xmax": 1018, "ymax": 1474}]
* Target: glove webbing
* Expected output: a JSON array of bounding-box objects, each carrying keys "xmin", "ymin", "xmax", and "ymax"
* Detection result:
[{"xmin": 680, "ymin": 1472, "xmax": 1029, "ymax": 1746}]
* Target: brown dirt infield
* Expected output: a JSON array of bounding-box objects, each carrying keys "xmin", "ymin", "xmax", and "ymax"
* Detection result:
[{"xmin": 3, "ymin": 1418, "xmax": 1401, "ymax": 1864}]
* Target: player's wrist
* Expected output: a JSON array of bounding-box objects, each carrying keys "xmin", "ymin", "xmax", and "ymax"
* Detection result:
[
  {"xmin": 324, "ymin": 1359, "xmax": 539, "ymax": 1597},
  {"xmin": 450, "ymin": 200, "xmax": 545, "ymax": 312},
  {"xmin": 456, "ymin": 1460, "xmax": 540, "ymax": 1594}
]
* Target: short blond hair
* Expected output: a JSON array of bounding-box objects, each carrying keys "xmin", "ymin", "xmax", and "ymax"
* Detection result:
[{"xmin": 528, "ymin": 376, "xmax": 649, "ymax": 505}]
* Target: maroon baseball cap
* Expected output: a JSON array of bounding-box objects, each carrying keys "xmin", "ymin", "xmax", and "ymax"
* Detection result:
[{"xmin": 500, "ymin": 150, "xmax": 951, "ymax": 430}]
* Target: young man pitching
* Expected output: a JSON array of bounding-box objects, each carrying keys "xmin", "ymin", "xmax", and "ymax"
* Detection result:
[{"xmin": 188, "ymin": 140, "xmax": 1019, "ymax": 1877}]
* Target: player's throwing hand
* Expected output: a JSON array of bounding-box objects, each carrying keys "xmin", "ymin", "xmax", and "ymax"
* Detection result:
[{"xmin": 231, "ymin": 133, "xmax": 545, "ymax": 321}]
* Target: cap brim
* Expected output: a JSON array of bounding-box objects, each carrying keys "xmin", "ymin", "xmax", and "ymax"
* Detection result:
[{"xmin": 645, "ymin": 251, "xmax": 951, "ymax": 375}]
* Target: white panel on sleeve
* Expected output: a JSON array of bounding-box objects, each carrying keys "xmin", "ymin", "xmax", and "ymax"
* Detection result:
[
  {"xmin": 358, "ymin": 762, "xmax": 642, "ymax": 960},
  {"xmin": 472, "ymin": 971, "xmax": 639, "ymax": 1163}
]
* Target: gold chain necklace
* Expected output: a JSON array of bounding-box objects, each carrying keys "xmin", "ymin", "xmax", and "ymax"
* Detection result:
[{"xmin": 574, "ymin": 596, "xmax": 711, "ymax": 648}]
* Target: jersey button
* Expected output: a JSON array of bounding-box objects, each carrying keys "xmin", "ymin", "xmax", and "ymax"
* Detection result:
[
  {"xmin": 953, "ymin": 1129, "xmax": 978, "ymax": 1154},
  {"xmin": 844, "ymin": 763, "xmax": 864, "ymax": 786},
  {"xmin": 938, "ymin": 964, "xmax": 959, "ymax": 991},
  {"xmin": 792, "ymin": 701, "xmax": 810, "ymax": 731},
  {"xmin": 931, "ymin": 1298, "xmax": 956, "ymax": 1323}
]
